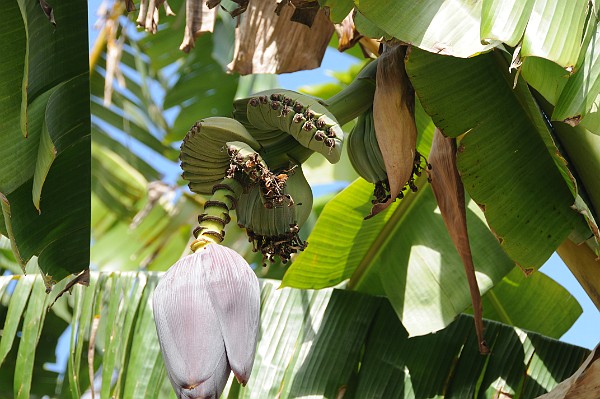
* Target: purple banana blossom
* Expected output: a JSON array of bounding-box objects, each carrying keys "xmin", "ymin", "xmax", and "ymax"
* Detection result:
[{"xmin": 153, "ymin": 243, "xmax": 260, "ymax": 399}]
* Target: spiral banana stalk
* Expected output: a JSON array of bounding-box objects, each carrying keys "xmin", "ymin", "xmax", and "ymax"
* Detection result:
[
  {"xmin": 236, "ymin": 165, "xmax": 313, "ymax": 264},
  {"xmin": 347, "ymin": 108, "xmax": 431, "ymax": 206}
]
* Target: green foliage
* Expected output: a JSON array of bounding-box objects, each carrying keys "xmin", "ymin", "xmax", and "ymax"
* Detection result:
[
  {"xmin": 2, "ymin": 1, "xmax": 599, "ymax": 397},
  {"xmin": 406, "ymin": 48, "xmax": 590, "ymax": 268},
  {"xmin": 0, "ymin": 0, "xmax": 90, "ymax": 287},
  {"xmin": 0, "ymin": 274, "xmax": 590, "ymax": 398}
]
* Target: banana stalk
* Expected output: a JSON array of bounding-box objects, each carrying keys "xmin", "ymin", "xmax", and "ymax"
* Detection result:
[{"xmin": 322, "ymin": 59, "xmax": 378, "ymax": 125}]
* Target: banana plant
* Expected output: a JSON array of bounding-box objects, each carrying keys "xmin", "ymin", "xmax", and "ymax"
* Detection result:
[{"xmin": 2, "ymin": 0, "xmax": 600, "ymax": 398}]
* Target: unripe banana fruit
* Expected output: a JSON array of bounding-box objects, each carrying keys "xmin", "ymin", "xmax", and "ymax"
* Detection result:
[
  {"xmin": 234, "ymin": 90, "xmax": 344, "ymax": 164},
  {"xmin": 236, "ymin": 165, "xmax": 313, "ymax": 263},
  {"xmin": 180, "ymin": 117, "xmax": 262, "ymax": 195},
  {"xmin": 348, "ymin": 108, "xmax": 431, "ymax": 207},
  {"xmin": 347, "ymin": 109, "xmax": 387, "ymax": 184}
]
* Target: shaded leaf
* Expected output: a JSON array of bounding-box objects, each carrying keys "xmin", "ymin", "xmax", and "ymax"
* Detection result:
[
  {"xmin": 0, "ymin": 274, "xmax": 591, "ymax": 398},
  {"xmin": 283, "ymin": 178, "xmax": 516, "ymax": 336},
  {"xmin": 476, "ymin": 267, "xmax": 582, "ymax": 339},
  {"xmin": 537, "ymin": 343, "xmax": 600, "ymax": 399},
  {"xmin": 0, "ymin": 0, "xmax": 90, "ymax": 285}
]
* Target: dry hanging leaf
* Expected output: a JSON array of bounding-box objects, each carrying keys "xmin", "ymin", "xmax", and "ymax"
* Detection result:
[
  {"xmin": 136, "ymin": 0, "xmax": 175, "ymax": 34},
  {"xmin": 123, "ymin": 0, "xmax": 136, "ymax": 12},
  {"xmin": 536, "ymin": 343, "xmax": 600, "ymax": 398},
  {"xmin": 228, "ymin": 0, "xmax": 334, "ymax": 75},
  {"xmin": 369, "ymin": 44, "xmax": 417, "ymax": 216},
  {"xmin": 275, "ymin": 0, "xmax": 321, "ymax": 27},
  {"xmin": 334, "ymin": 11, "xmax": 362, "ymax": 52},
  {"xmin": 104, "ymin": 33, "xmax": 126, "ymax": 107},
  {"xmin": 180, "ymin": 0, "xmax": 218, "ymax": 52},
  {"xmin": 428, "ymin": 128, "xmax": 489, "ymax": 354},
  {"xmin": 333, "ymin": 11, "xmax": 378, "ymax": 57},
  {"xmin": 94, "ymin": 0, "xmax": 127, "ymax": 106}
]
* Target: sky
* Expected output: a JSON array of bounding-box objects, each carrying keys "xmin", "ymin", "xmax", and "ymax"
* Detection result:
[{"xmin": 87, "ymin": 1, "xmax": 599, "ymax": 350}]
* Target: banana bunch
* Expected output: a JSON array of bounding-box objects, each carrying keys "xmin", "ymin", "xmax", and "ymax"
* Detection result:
[
  {"xmin": 233, "ymin": 90, "xmax": 344, "ymax": 166},
  {"xmin": 347, "ymin": 108, "xmax": 430, "ymax": 205},
  {"xmin": 180, "ymin": 116, "xmax": 315, "ymax": 262},
  {"xmin": 180, "ymin": 117, "xmax": 263, "ymax": 195},
  {"xmin": 180, "ymin": 62, "xmax": 381, "ymax": 261},
  {"xmin": 347, "ymin": 108, "xmax": 387, "ymax": 184},
  {"xmin": 236, "ymin": 165, "xmax": 313, "ymax": 263}
]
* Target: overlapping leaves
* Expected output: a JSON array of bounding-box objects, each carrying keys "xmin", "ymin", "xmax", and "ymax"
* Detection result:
[
  {"xmin": 0, "ymin": 274, "xmax": 590, "ymax": 398},
  {"xmin": 0, "ymin": 0, "xmax": 90, "ymax": 287}
]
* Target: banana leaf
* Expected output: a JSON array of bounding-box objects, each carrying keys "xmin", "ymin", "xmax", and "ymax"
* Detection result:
[
  {"xmin": 0, "ymin": 273, "xmax": 590, "ymax": 399},
  {"xmin": 0, "ymin": 0, "xmax": 90, "ymax": 287}
]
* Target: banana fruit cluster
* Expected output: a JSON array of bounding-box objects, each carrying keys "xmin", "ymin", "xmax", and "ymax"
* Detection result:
[
  {"xmin": 236, "ymin": 166, "xmax": 313, "ymax": 263},
  {"xmin": 181, "ymin": 91, "xmax": 336, "ymax": 262},
  {"xmin": 233, "ymin": 89, "xmax": 344, "ymax": 167},
  {"xmin": 180, "ymin": 117, "xmax": 261, "ymax": 195},
  {"xmin": 180, "ymin": 67, "xmax": 380, "ymax": 262},
  {"xmin": 347, "ymin": 108, "xmax": 431, "ymax": 205},
  {"xmin": 347, "ymin": 108, "xmax": 387, "ymax": 184}
]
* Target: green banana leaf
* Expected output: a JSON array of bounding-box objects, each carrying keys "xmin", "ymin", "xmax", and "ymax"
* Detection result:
[
  {"xmin": 282, "ymin": 178, "xmax": 581, "ymax": 337},
  {"xmin": 473, "ymin": 267, "xmax": 582, "ymax": 339},
  {"xmin": 405, "ymin": 47, "xmax": 594, "ymax": 266},
  {"xmin": 0, "ymin": 273, "xmax": 590, "ymax": 398},
  {"xmin": 346, "ymin": 1, "xmax": 600, "ymax": 135},
  {"xmin": 90, "ymin": 191, "xmax": 201, "ymax": 272},
  {"xmin": 0, "ymin": 0, "xmax": 90, "ymax": 287}
]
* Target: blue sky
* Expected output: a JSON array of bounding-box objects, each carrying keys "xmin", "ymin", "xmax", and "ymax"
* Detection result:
[{"xmin": 88, "ymin": 1, "xmax": 599, "ymax": 350}]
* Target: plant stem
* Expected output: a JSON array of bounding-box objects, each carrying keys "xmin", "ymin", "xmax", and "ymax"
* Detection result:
[
  {"xmin": 191, "ymin": 178, "xmax": 243, "ymax": 251},
  {"xmin": 324, "ymin": 59, "xmax": 378, "ymax": 125}
]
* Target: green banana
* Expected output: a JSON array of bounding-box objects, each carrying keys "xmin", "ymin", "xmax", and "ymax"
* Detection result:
[
  {"xmin": 347, "ymin": 108, "xmax": 431, "ymax": 205},
  {"xmin": 180, "ymin": 117, "xmax": 262, "ymax": 195},
  {"xmin": 347, "ymin": 108, "xmax": 387, "ymax": 184},
  {"xmin": 236, "ymin": 165, "xmax": 313, "ymax": 263},
  {"xmin": 234, "ymin": 90, "xmax": 344, "ymax": 164}
]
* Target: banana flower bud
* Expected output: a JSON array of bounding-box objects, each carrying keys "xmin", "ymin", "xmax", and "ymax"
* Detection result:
[{"xmin": 153, "ymin": 243, "xmax": 260, "ymax": 399}]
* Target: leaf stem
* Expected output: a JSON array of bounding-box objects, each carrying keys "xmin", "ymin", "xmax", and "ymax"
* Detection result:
[{"xmin": 323, "ymin": 60, "xmax": 378, "ymax": 126}]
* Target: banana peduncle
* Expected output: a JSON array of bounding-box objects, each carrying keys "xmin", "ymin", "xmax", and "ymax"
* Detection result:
[{"xmin": 191, "ymin": 178, "xmax": 243, "ymax": 252}]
